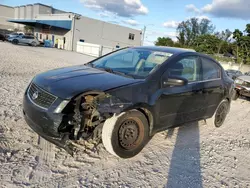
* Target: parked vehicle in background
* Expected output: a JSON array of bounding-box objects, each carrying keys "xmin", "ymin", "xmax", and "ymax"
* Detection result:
[
  {"xmin": 6, "ymin": 32, "xmax": 24, "ymax": 39},
  {"xmin": 11, "ymin": 35, "xmax": 40, "ymax": 46},
  {"xmin": 23, "ymin": 46, "xmax": 234, "ymax": 158},
  {"xmin": 0, "ymin": 33, "xmax": 6, "ymax": 41},
  {"xmin": 225, "ymin": 69, "xmax": 243, "ymax": 80},
  {"xmin": 233, "ymin": 75, "xmax": 250, "ymax": 100},
  {"xmin": 8, "ymin": 35, "xmax": 22, "ymax": 42},
  {"xmin": 244, "ymin": 71, "xmax": 250, "ymax": 76}
]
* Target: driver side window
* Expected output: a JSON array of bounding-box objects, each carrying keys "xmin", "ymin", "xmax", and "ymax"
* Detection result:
[{"xmin": 167, "ymin": 56, "xmax": 201, "ymax": 82}]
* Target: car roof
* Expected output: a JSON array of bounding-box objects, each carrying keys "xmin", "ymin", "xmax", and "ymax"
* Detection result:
[
  {"xmin": 238, "ymin": 75, "xmax": 250, "ymax": 82},
  {"xmin": 131, "ymin": 46, "xmax": 196, "ymax": 54}
]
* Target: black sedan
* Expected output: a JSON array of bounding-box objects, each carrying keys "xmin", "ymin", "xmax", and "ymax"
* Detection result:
[{"xmin": 23, "ymin": 46, "xmax": 234, "ymax": 158}]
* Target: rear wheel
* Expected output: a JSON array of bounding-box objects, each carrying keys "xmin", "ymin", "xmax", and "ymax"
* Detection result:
[
  {"xmin": 206, "ymin": 99, "xmax": 230, "ymax": 127},
  {"xmin": 31, "ymin": 41, "xmax": 37, "ymax": 47},
  {"xmin": 102, "ymin": 110, "xmax": 149, "ymax": 158}
]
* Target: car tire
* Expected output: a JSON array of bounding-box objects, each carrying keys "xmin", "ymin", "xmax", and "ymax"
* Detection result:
[
  {"xmin": 12, "ymin": 39, "xmax": 18, "ymax": 45},
  {"xmin": 102, "ymin": 110, "xmax": 149, "ymax": 158},
  {"xmin": 31, "ymin": 42, "xmax": 37, "ymax": 47},
  {"xmin": 206, "ymin": 99, "xmax": 230, "ymax": 128},
  {"xmin": 232, "ymin": 90, "xmax": 239, "ymax": 101}
]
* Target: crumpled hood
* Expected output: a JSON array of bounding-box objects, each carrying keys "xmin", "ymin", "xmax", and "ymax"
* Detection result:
[{"xmin": 33, "ymin": 65, "xmax": 142, "ymax": 99}]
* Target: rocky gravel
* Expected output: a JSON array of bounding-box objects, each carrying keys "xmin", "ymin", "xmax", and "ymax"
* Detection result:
[{"xmin": 0, "ymin": 42, "xmax": 250, "ymax": 187}]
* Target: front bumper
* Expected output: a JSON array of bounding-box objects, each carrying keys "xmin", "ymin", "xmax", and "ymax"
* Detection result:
[
  {"xmin": 23, "ymin": 90, "xmax": 72, "ymax": 153},
  {"xmin": 235, "ymin": 85, "xmax": 250, "ymax": 97}
]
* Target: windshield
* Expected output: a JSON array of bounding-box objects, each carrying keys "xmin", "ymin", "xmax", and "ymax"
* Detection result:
[{"xmin": 90, "ymin": 48, "xmax": 173, "ymax": 79}]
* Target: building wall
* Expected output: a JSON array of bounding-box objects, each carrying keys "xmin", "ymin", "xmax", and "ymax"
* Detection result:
[
  {"xmin": 0, "ymin": 4, "xmax": 14, "ymax": 30},
  {"xmin": 11, "ymin": 3, "xmax": 67, "ymax": 31},
  {"xmin": 33, "ymin": 4, "xmax": 40, "ymax": 18},
  {"xmin": 52, "ymin": 8, "xmax": 67, "ymax": 14},
  {"xmin": 26, "ymin": 5, "xmax": 33, "ymax": 19},
  {"xmin": 73, "ymin": 16, "xmax": 142, "ymax": 51},
  {"xmin": 34, "ymin": 27, "xmax": 72, "ymax": 50},
  {"xmin": 14, "ymin": 7, "xmax": 19, "ymax": 29},
  {"xmin": 38, "ymin": 4, "xmax": 52, "ymax": 15},
  {"xmin": 19, "ymin": 6, "xmax": 26, "ymax": 19}
]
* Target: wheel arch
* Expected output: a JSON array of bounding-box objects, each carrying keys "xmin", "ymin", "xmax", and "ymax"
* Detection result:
[
  {"xmin": 122, "ymin": 103, "xmax": 155, "ymax": 136},
  {"xmin": 137, "ymin": 107, "xmax": 154, "ymax": 136}
]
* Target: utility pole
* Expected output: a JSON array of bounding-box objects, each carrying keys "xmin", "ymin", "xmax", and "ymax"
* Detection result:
[{"xmin": 142, "ymin": 25, "xmax": 146, "ymax": 46}]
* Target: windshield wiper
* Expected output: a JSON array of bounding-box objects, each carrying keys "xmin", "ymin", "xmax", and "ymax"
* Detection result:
[
  {"xmin": 100, "ymin": 67, "xmax": 134, "ymax": 79},
  {"xmin": 85, "ymin": 63, "xmax": 93, "ymax": 67}
]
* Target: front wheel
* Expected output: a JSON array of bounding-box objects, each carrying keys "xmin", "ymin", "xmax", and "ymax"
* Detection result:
[
  {"xmin": 12, "ymin": 39, "xmax": 18, "ymax": 45},
  {"xmin": 102, "ymin": 110, "xmax": 149, "ymax": 158},
  {"xmin": 206, "ymin": 99, "xmax": 230, "ymax": 127}
]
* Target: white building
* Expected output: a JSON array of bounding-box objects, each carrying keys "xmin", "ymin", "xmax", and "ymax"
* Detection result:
[{"xmin": 0, "ymin": 3, "xmax": 142, "ymax": 52}]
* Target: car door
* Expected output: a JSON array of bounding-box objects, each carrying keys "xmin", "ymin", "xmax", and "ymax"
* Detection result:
[
  {"xmin": 157, "ymin": 55, "xmax": 205, "ymax": 130},
  {"xmin": 18, "ymin": 35, "xmax": 26, "ymax": 44},
  {"xmin": 29, "ymin": 36, "xmax": 35, "ymax": 44},
  {"xmin": 200, "ymin": 57, "xmax": 224, "ymax": 118}
]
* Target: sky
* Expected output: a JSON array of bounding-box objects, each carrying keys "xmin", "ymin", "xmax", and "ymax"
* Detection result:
[{"xmin": 2, "ymin": 0, "xmax": 250, "ymax": 45}]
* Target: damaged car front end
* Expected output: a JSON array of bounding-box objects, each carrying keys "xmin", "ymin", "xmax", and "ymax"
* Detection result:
[
  {"xmin": 234, "ymin": 75, "xmax": 250, "ymax": 99},
  {"xmin": 23, "ymin": 57, "xmax": 146, "ymax": 155},
  {"xmin": 23, "ymin": 83, "xmax": 138, "ymax": 155}
]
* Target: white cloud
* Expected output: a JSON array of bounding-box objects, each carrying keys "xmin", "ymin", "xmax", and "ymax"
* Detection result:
[
  {"xmin": 196, "ymin": 15, "xmax": 210, "ymax": 20},
  {"xmin": 123, "ymin": 19, "xmax": 139, "ymax": 26},
  {"xmin": 185, "ymin": 15, "xmax": 210, "ymax": 21},
  {"xmin": 163, "ymin": 21, "xmax": 180, "ymax": 28},
  {"xmin": 186, "ymin": 0, "xmax": 250, "ymax": 20},
  {"xmin": 186, "ymin": 4, "xmax": 200, "ymax": 14},
  {"xmin": 80, "ymin": 0, "xmax": 148, "ymax": 17},
  {"xmin": 202, "ymin": 0, "xmax": 250, "ymax": 19},
  {"xmin": 143, "ymin": 40, "xmax": 154, "ymax": 46},
  {"xmin": 98, "ymin": 11, "xmax": 115, "ymax": 18}
]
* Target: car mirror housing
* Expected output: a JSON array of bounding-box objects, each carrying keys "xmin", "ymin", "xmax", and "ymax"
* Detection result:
[{"xmin": 163, "ymin": 76, "xmax": 188, "ymax": 87}]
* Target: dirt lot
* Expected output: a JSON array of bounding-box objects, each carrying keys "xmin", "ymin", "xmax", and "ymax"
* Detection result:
[{"xmin": 1, "ymin": 42, "xmax": 250, "ymax": 188}]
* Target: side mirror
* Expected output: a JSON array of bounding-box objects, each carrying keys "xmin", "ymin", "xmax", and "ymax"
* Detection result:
[{"xmin": 163, "ymin": 76, "xmax": 188, "ymax": 87}]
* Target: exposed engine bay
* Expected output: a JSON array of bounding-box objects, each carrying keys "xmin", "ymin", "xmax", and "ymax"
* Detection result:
[{"xmin": 57, "ymin": 92, "xmax": 132, "ymax": 152}]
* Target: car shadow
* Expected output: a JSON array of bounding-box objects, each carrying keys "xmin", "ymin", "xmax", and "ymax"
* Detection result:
[
  {"xmin": 165, "ymin": 83, "xmax": 205, "ymax": 188},
  {"xmin": 165, "ymin": 121, "xmax": 202, "ymax": 188},
  {"xmin": 239, "ymin": 96, "xmax": 250, "ymax": 101}
]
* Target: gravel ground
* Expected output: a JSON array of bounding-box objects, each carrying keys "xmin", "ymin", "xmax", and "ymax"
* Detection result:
[{"xmin": 1, "ymin": 42, "xmax": 250, "ymax": 188}]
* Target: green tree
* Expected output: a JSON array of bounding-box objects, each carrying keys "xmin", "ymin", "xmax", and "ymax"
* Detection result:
[
  {"xmin": 155, "ymin": 37, "xmax": 174, "ymax": 47},
  {"xmin": 176, "ymin": 17, "xmax": 215, "ymax": 46},
  {"xmin": 193, "ymin": 34, "xmax": 221, "ymax": 54},
  {"xmin": 215, "ymin": 29, "xmax": 232, "ymax": 53},
  {"xmin": 244, "ymin": 24, "xmax": 250, "ymax": 36},
  {"xmin": 233, "ymin": 29, "xmax": 243, "ymax": 63},
  {"xmin": 24, "ymin": 25, "xmax": 34, "ymax": 33}
]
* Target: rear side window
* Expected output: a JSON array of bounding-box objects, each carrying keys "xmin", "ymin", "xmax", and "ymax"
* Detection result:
[{"xmin": 201, "ymin": 58, "xmax": 221, "ymax": 80}]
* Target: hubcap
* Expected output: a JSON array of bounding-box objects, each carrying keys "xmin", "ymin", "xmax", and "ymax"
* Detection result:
[
  {"xmin": 118, "ymin": 119, "xmax": 143, "ymax": 150},
  {"xmin": 215, "ymin": 102, "xmax": 228, "ymax": 127}
]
